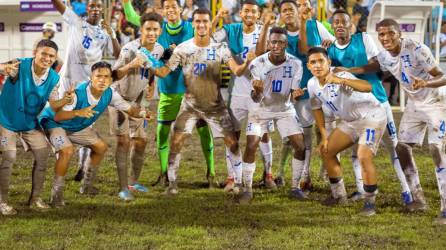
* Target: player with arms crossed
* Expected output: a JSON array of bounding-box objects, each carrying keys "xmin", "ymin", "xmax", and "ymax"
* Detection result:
[
  {"xmin": 238, "ymin": 27, "xmax": 306, "ymax": 204},
  {"xmin": 307, "ymin": 47, "xmax": 386, "ymax": 216},
  {"xmin": 212, "ymin": 0, "xmax": 276, "ymax": 190},
  {"xmin": 342, "ymin": 19, "xmax": 446, "ymax": 224},
  {"xmin": 150, "ymin": 8, "xmax": 255, "ymax": 195}
]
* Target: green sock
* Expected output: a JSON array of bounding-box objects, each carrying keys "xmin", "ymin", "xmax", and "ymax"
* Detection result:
[
  {"xmin": 157, "ymin": 123, "xmax": 171, "ymax": 175},
  {"xmin": 196, "ymin": 125, "xmax": 215, "ymax": 177}
]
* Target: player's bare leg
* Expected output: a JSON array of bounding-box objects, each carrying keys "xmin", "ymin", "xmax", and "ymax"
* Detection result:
[{"xmin": 80, "ymin": 141, "xmax": 108, "ymax": 195}]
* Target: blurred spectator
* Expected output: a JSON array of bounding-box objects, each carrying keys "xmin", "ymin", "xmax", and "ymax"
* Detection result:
[
  {"xmin": 440, "ymin": 22, "xmax": 446, "ymax": 57},
  {"xmin": 352, "ymin": 0, "xmax": 369, "ymax": 33},
  {"xmin": 71, "ymin": 0, "xmax": 87, "ymax": 17},
  {"xmin": 32, "ymin": 22, "xmax": 63, "ymax": 71},
  {"xmin": 182, "ymin": 0, "xmax": 198, "ymax": 21},
  {"xmin": 222, "ymin": 0, "xmax": 241, "ymax": 23}
]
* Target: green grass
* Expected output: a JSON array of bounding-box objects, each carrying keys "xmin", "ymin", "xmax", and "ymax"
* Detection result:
[{"xmin": 0, "ymin": 111, "xmax": 445, "ymax": 249}]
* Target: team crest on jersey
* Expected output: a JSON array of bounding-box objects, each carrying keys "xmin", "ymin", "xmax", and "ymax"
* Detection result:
[
  {"xmin": 0, "ymin": 136, "xmax": 8, "ymax": 146},
  {"xmin": 207, "ymin": 49, "xmax": 217, "ymax": 60},
  {"xmin": 282, "ymin": 66, "xmax": 293, "ymax": 78}
]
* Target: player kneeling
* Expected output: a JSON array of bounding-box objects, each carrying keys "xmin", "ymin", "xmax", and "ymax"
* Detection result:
[
  {"xmin": 39, "ymin": 62, "xmax": 150, "ymax": 207},
  {"xmin": 307, "ymin": 47, "xmax": 386, "ymax": 216},
  {"xmin": 237, "ymin": 27, "xmax": 306, "ymax": 204}
]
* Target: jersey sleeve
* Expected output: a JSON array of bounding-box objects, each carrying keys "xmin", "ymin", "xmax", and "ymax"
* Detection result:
[
  {"xmin": 415, "ymin": 44, "xmax": 438, "ymax": 72},
  {"xmin": 165, "ymin": 47, "xmax": 182, "ymax": 71},
  {"xmin": 292, "ymin": 60, "xmax": 303, "ymax": 89},
  {"xmin": 362, "ymin": 33, "xmax": 379, "ymax": 60},
  {"xmin": 62, "ymin": 7, "xmax": 80, "ymax": 26},
  {"xmin": 212, "ymin": 28, "xmax": 228, "ymax": 43},
  {"xmin": 220, "ymin": 42, "xmax": 232, "ymax": 64},
  {"xmin": 316, "ymin": 21, "xmax": 335, "ymax": 42},
  {"xmin": 307, "ymin": 80, "xmax": 322, "ymax": 110},
  {"xmin": 113, "ymin": 45, "xmax": 132, "ymax": 70},
  {"xmin": 110, "ymin": 89, "xmax": 131, "ymax": 111},
  {"xmin": 376, "ymin": 52, "xmax": 389, "ymax": 72},
  {"xmin": 249, "ymin": 59, "xmax": 262, "ymax": 81}
]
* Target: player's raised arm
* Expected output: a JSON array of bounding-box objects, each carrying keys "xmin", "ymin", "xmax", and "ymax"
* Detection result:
[
  {"xmin": 297, "ymin": 0, "xmax": 312, "ymax": 55},
  {"xmin": 255, "ymin": 11, "xmax": 275, "ymax": 56},
  {"xmin": 327, "ymin": 72, "xmax": 372, "ymax": 92},
  {"xmin": 54, "ymin": 104, "xmax": 98, "ymax": 121},
  {"xmin": 227, "ymin": 52, "xmax": 256, "ymax": 76},
  {"xmin": 50, "ymin": 0, "xmax": 66, "ymax": 15},
  {"xmin": 121, "ymin": 0, "xmax": 141, "ymax": 27}
]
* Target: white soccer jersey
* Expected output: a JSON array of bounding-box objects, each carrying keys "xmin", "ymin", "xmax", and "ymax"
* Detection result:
[
  {"xmin": 59, "ymin": 7, "xmax": 113, "ymax": 91},
  {"xmin": 112, "ymin": 39, "xmax": 164, "ymax": 103},
  {"xmin": 308, "ymin": 70, "xmax": 382, "ymax": 122},
  {"xmin": 213, "ymin": 23, "xmax": 263, "ymax": 97},
  {"xmin": 166, "ymin": 39, "xmax": 232, "ymax": 112},
  {"xmin": 249, "ymin": 52, "xmax": 303, "ymax": 113},
  {"xmin": 377, "ymin": 38, "xmax": 443, "ymax": 106}
]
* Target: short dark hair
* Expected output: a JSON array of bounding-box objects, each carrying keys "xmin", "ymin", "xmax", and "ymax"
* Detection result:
[
  {"xmin": 307, "ymin": 46, "xmax": 329, "ymax": 59},
  {"xmin": 269, "ymin": 26, "xmax": 288, "ymax": 36},
  {"xmin": 140, "ymin": 12, "xmax": 164, "ymax": 27},
  {"xmin": 36, "ymin": 39, "xmax": 58, "ymax": 52},
  {"xmin": 242, "ymin": 0, "xmax": 259, "ymax": 8},
  {"xmin": 332, "ymin": 8, "xmax": 351, "ymax": 18},
  {"xmin": 376, "ymin": 18, "xmax": 400, "ymax": 32},
  {"xmin": 192, "ymin": 8, "xmax": 212, "ymax": 21},
  {"xmin": 279, "ymin": 0, "xmax": 298, "ymax": 10},
  {"xmin": 91, "ymin": 61, "xmax": 112, "ymax": 74},
  {"xmin": 161, "ymin": 0, "xmax": 181, "ymax": 7}
]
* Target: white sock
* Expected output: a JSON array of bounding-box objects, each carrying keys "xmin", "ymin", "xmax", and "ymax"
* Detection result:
[
  {"xmin": 259, "ymin": 140, "xmax": 273, "ymax": 175},
  {"xmin": 242, "ymin": 162, "xmax": 256, "ymax": 191},
  {"xmin": 330, "ymin": 179, "xmax": 347, "ymax": 198},
  {"xmin": 352, "ymin": 154, "xmax": 365, "ymax": 194},
  {"xmin": 225, "ymin": 147, "xmax": 234, "ymax": 180},
  {"xmin": 302, "ymin": 149, "xmax": 312, "ymax": 180},
  {"xmin": 291, "ymin": 157, "xmax": 305, "ymax": 189},
  {"xmin": 302, "ymin": 127, "xmax": 313, "ymax": 180},
  {"xmin": 390, "ymin": 149, "xmax": 411, "ymax": 194},
  {"xmin": 228, "ymin": 149, "xmax": 243, "ymax": 184},
  {"xmin": 435, "ymin": 166, "xmax": 446, "ymax": 211},
  {"xmin": 167, "ymin": 153, "xmax": 181, "ymax": 183}
]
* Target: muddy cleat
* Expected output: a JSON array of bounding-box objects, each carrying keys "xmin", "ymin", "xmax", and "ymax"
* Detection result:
[
  {"xmin": 118, "ymin": 189, "xmax": 135, "ymax": 202},
  {"xmin": 0, "ymin": 202, "xmax": 17, "ymax": 216},
  {"xmin": 79, "ymin": 185, "xmax": 99, "ymax": 195},
  {"xmin": 406, "ymin": 200, "xmax": 428, "ymax": 213},
  {"xmin": 264, "ymin": 174, "xmax": 277, "ymax": 190},
  {"xmin": 300, "ymin": 179, "xmax": 313, "ymax": 193},
  {"xmin": 28, "ymin": 197, "xmax": 50, "ymax": 210},
  {"xmin": 152, "ymin": 174, "xmax": 169, "ymax": 187},
  {"xmin": 128, "ymin": 183, "xmax": 149, "ymax": 193},
  {"xmin": 223, "ymin": 178, "xmax": 235, "ymax": 193},
  {"xmin": 401, "ymin": 191, "xmax": 413, "ymax": 206},
  {"xmin": 50, "ymin": 189, "xmax": 65, "ymax": 208},
  {"xmin": 322, "ymin": 195, "xmax": 348, "ymax": 206},
  {"xmin": 433, "ymin": 210, "xmax": 446, "ymax": 225},
  {"xmin": 360, "ymin": 202, "xmax": 376, "ymax": 217},
  {"xmin": 236, "ymin": 191, "xmax": 253, "ymax": 205},
  {"xmin": 207, "ymin": 176, "xmax": 220, "ymax": 189},
  {"xmin": 232, "ymin": 183, "xmax": 242, "ymax": 195},
  {"xmin": 163, "ymin": 181, "xmax": 178, "ymax": 196},
  {"xmin": 274, "ymin": 176, "xmax": 286, "ymax": 187},
  {"xmin": 289, "ymin": 188, "xmax": 308, "ymax": 200},
  {"xmin": 349, "ymin": 191, "xmax": 365, "ymax": 202},
  {"xmin": 73, "ymin": 168, "xmax": 84, "ymax": 182}
]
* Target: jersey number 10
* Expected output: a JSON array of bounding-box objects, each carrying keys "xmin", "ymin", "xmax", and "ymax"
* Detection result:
[{"xmin": 272, "ymin": 80, "xmax": 282, "ymax": 92}]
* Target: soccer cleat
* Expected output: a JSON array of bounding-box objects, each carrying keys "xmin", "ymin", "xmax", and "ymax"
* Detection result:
[
  {"xmin": 118, "ymin": 189, "xmax": 135, "ymax": 202},
  {"xmin": 223, "ymin": 178, "xmax": 235, "ymax": 193},
  {"xmin": 433, "ymin": 210, "xmax": 446, "ymax": 225},
  {"xmin": 73, "ymin": 168, "xmax": 84, "ymax": 182},
  {"xmin": 401, "ymin": 191, "xmax": 413, "ymax": 206},
  {"xmin": 360, "ymin": 202, "xmax": 376, "ymax": 217},
  {"xmin": 236, "ymin": 191, "xmax": 253, "ymax": 205},
  {"xmin": 232, "ymin": 183, "xmax": 242, "ymax": 195},
  {"xmin": 79, "ymin": 185, "xmax": 99, "ymax": 195},
  {"xmin": 163, "ymin": 181, "xmax": 178, "ymax": 196},
  {"xmin": 152, "ymin": 174, "xmax": 169, "ymax": 187},
  {"xmin": 50, "ymin": 188, "xmax": 65, "ymax": 208},
  {"xmin": 207, "ymin": 176, "xmax": 220, "ymax": 189},
  {"xmin": 274, "ymin": 176, "xmax": 286, "ymax": 187},
  {"xmin": 128, "ymin": 183, "xmax": 149, "ymax": 193},
  {"xmin": 0, "ymin": 202, "xmax": 17, "ymax": 215},
  {"xmin": 300, "ymin": 178, "xmax": 313, "ymax": 193},
  {"xmin": 289, "ymin": 188, "xmax": 308, "ymax": 200},
  {"xmin": 406, "ymin": 200, "xmax": 428, "ymax": 213},
  {"xmin": 322, "ymin": 195, "xmax": 348, "ymax": 206},
  {"xmin": 28, "ymin": 197, "xmax": 50, "ymax": 210},
  {"xmin": 264, "ymin": 174, "xmax": 277, "ymax": 190},
  {"xmin": 349, "ymin": 191, "xmax": 365, "ymax": 202}
]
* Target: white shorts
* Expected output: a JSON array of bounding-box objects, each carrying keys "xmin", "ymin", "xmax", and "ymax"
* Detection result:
[
  {"xmin": 399, "ymin": 104, "xmax": 446, "ymax": 146},
  {"xmin": 294, "ymin": 99, "xmax": 314, "ymax": 128},
  {"xmin": 47, "ymin": 127, "xmax": 102, "ymax": 152},
  {"xmin": 337, "ymin": 109, "xmax": 387, "ymax": 154},
  {"xmin": 246, "ymin": 112, "xmax": 303, "ymax": 138},
  {"xmin": 229, "ymin": 95, "xmax": 274, "ymax": 133}
]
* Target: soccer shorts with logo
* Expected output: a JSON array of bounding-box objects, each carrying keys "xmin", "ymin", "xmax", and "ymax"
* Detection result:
[
  {"xmin": 0, "ymin": 125, "xmax": 48, "ymax": 151},
  {"xmin": 246, "ymin": 111, "xmax": 303, "ymax": 138},
  {"xmin": 109, "ymin": 106, "xmax": 147, "ymax": 139},
  {"xmin": 47, "ymin": 127, "xmax": 102, "ymax": 152},
  {"xmin": 229, "ymin": 95, "xmax": 274, "ymax": 133}
]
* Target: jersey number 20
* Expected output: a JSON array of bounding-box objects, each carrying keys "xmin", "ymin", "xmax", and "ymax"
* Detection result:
[{"xmin": 193, "ymin": 63, "xmax": 206, "ymax": 76}]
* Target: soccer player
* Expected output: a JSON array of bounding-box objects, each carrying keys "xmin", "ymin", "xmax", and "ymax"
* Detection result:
[
  {"xmin": 39, "ymin": 61, "xmax": 151, "ymax": 207},
  {"xmin": 123, "ymin": 0, "xmax": 216, "ymax": 186},
  {"xmin": 343, "ymin": 19, "xmax": 446, "ymax": 224},
  {"xmin": 0, "ymin": 40, "xmax": 71, "ymax": 215},
  {"xmin": 150, "ymin": 8, "xmax": 254, "ymax": 195},
  {"xmin": 51, "ymin": 0, "xmax": 121, "ymax": 181},
  {"xmin": 212, "ymin": 0, "xmax": 276, "ymax": 191},
  {"xmin": 238, "ymin": 27, "xmax": 305, "ymax": 204},
  {"xmin": 307, "ymin": 47, "xmax": 387, "ymax": 216},
  {"xmin": 257, "ymin": 0, "xmax": 335, "ymax": 190},
  {"xmin": 111, "ymin": 12, "xmax": 164, "ymax": 200},
  {"xmin": 326, "ymin": 9, "xmax": 412, "ymax": 205}
]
